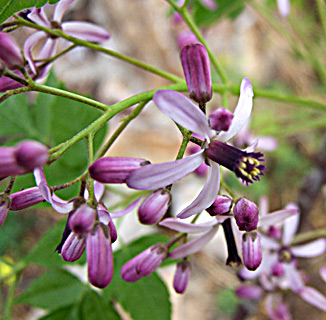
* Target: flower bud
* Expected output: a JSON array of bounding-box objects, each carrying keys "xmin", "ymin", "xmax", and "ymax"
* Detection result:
[
  {"xmin": 0, "ymin": 74, "xmax": 24, "ymax": 92},
  {"xmin": 235, "ymin": 285, "xmax": 264, "ymax": 300},
  {"xmin": 0, "ymin": 33, "xmax": 23, "ymax": 69},
  {"xmin": 0, "ymin": 147, "xmax": 24, "ymax": 178},
  {"xmin": 9, "ymin": 187, "xmax": 44, "ymax": 210},
  {"xmin": 233, "ymin": 198, "xmax": 259, "ymax": 232},
  {"xmin": 61, "ymin": 232, "xmax": 86, "ymax": 262},
  {"xmin": 180, "ymin": 43, "xmax": 212, "ymax": 104},
  {"xmin": 242, "ymin": 232, "xmax": 262, "ymax": 271},
  {"xmin": 267, "ymin": 226, "xmax": 282, "ymax": 240},
  {"xmin": 15, "ymin": 141, "xmax": 49, "ymax": 171},
  {"xmin": 206, "ymin": 195, "xmax": 232, "ymax": 216},
  {"xmin": 87, "ymin": 223, "xmax": 113, "ymax": 288},
  {"xmin": 173, "ymin": 260, "xmax": 191, "ymax": 294},
  {"xmin": 177, "ymin": 31, "xmax": 198, "ymax": 49},
  {"xmin": 69, "ymin": 204, "xmax": 96, "ymax": 234},
  {"xmin": 209, "ymin": 108, "xmax": 234, "ymax": 132},
  {"xmin": 272, "ymin": 261, "xmax": 284, "ymax": 277},
  {"xmin": 138, "ymin": 189, "xmax": 171, "ymax": 225},
  {"xmin": 0, "ymin": 196, "xmax": 10, "ymax": 227},
  {"xmin": 89, "ymin": 157, "xmax": 150, "ymax": 184}
]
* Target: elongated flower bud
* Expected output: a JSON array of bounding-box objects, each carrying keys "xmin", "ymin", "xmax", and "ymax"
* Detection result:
[
  {"xmin": 61, "ymin": 232, "xmax": 86, "ymax": 262},
  {"xmin": 233, "ymin": 198, "xmax": 259, "ymax": 232},
  {"xmin": 0, "ymin": 196, "xmax": 10, "ymax": 227},
  {"xmin": 242, "ymin": 232, "xmax": 262, "ymax": 271},
  {"xmin": 0, "ymin": 147, "xmax": 24, "ymax": 178},
  {"xmin": 180, "ymin": 43, "xmax": 212, "ymax": 104},
  {"xmin": 138, "ymin": 189, "xmax": 171, "ymax": 225},
  {"xmin": 69, "ymin": 204, "xmax": 96, "ymax": 234},
  {"xmin": 15, "ymin": 140, "xmax": 49, "ymax": 171},
  {"xmin": 89, "ymin": 157, "xmax": 150, "ymax": 184},
  {"xmin": 206, "ymin": 195, "xmax": 232, "ymax": 216},
  {"xmin": 0, "ymin": 33, "xmax": 23, "ymax": 69},
  {"xmin": 235, "ymin": 285, "xmax": 264, "ymax": 300},
  {"xmin": 209, "ymin": 108, "xmax": 234, "ymax": 132},
  {"xmin": 173, "ymin": 260, "xmax": 191, "ymax": 294},
  {"xmin": 87, "ymin": 223, "xmax": 113, "ymax": 288},
  {"xmin": 9, "ymin": 187, "xmax": 44, "ymax": 210}
]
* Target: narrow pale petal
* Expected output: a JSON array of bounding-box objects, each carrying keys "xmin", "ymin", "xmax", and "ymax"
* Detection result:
[
  {"xmin": 110, "ymin": 198, "xmax": 142, "ymax": 218},
  {"xmin": 218, "ymin": 78, "xmax": 254, "ymax": 142},
  {"xmin": 24, "ymin": 31, "xmax": 47, "ymax": 74},
  {"xmin": 62, "ymin": 22, "xmax": 110, "ymax": 42},
  {"xmin": 153, "ymin": 90, "xmax": 214, "ymax": 139},
  {"xmin": 260, "ymin": 234, "xmax": 280, "ymax": 250},
  {"xmin": 292, "ymin": 239, "xmax": 326, "ymax": 258},
  {"xmin": 53, "ymin": 0, "xmax": 78, "ymax": 22},
  {"xmin": 169, "ymin": 226, "xmax": 218, "ymax": 259},
  {"xmin": 277, "ymin": 0, "xmax": 290, "ymax": 17},
  {"xmin": 299, "ymin": 287, "xmax": 326, "ymax": 311},
  {"xmin": 259, "ymin": 196, "xmax": 269, "ymax": 216},
  {"xmin": 282, "ymin": 203, "xmax": 300, "ymax": 245},
  {"xmin": 258, "ymin": 207, "xmax": 299, "ymax": 228},
  {"xmin": 27, "ymin": 8, "xmax": 51, "ymax": 27},
  {"xmin": 256, "ymin": 136, "xmax": 278, "ymax": 151},
  {"xmin": 283, "ymin": 263, "xmax": 304, "ymax": 292},
  {"xmin": 159, "ymin": 218, "xmax": 218, "ymax": 233},
  {"xmin": 37, "ymin": 38, "xmax": 56, "ymax": 61},
  {"xmin": 236, "ymin": 285, "xmax": 264, "ymax": 300},
  {"xmin": 177, "ymin": 162, "xmax": 220, "ymax": 219},
  {"xmin": 320, "ymin": 266, "xmax": 326, "ymax": 283},
  {"xmin": 126, "ymin": 150, "xmax": 205, "ymax": 190}
]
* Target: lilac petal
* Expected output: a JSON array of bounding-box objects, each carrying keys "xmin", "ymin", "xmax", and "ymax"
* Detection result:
[
  {"xmin": 260, "ymin": 234, "xmax": 280, "ymax": 250},
  {"xmin": 292, "ymin": 239, "xmax": 326, "ymax": 258},
  {"xmin": 283, "ymin": 263, "xmax": 304, "ymax": 292},
  {"xmin": 159, "ymin": 218, "xmax": 218, "ymax": 233},
  {"xmin": 169, "ymin": 226, "xmax": 218, "ymax": 259},
  {"xmin": 218, "ymin": 78, "xmax": 254, "ymax": 142},
  {"xmin": 277, "ymin": 0, "xmax": 290, "ymax": 17},
  {"xmin": 320, "ymin": 266, "xmax": 326, "ymax": 283},
  {"xmin": 84, "ymin": 182, "xmax": 105, "ymax": 202},
  {"xmin": 256, "ymin": 136, "xmax": 278, "ymax": 151},
  {"xmin": 299, "ymin": 287, "xmax": 326, "ymax": 311},
  {"xmin": 51, "ymin": 194, "xmax": 74, "ymax": 213},
  {"xmin": 110, "ymin": 198, "xmax": 142, "ymax": 218},
  {"xmin": 236, "ymin": 285, "xmax": 264, "ymax": 300},
  {"xmin": 27, "ymin": 8, "xmax": 51, "ymax": 27},
  {"xmin": 53, "ymin": 0, "xmax": 78, "ymax": 22},
  {"xmin": 126, "ymin": 150, "xmax": 205, "ymax": 190},
  {"xmin": 62, "ymin": 22, "xmax": 110, "ymax": 42},
  {"xmin": 37, "ymin": 38, "xmax": 56, "ymax": 61},
  {"xmin": 153, "ymin": 90, "xmax": 214, "ymax": 140},
  {"xmin": 24, "ymin": 31, "xmax": 47, "ymax": 74},
  {"xmin": 258, "ymin": 207, "xmax": 298, "ymax": 228},
  {"xmin": 282, "ymin": 203, "xmax": 300, "ymax": 246},
  {"xmin": 259, "ymin": 196, "xmax": 269, "ymax": 216},
  {"xmin": 177, "ymin": 161, "xmax": 220, "ymax": 219}
]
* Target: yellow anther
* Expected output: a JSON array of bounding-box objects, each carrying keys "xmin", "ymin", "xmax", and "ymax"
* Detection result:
[
  {"xmin": 242, "ymin": 157, "xmax": 248, "ymax": 162},
  {"xmin": 247, "ymin": 174, "xmax": 253, "ymax": 180},
  {"xmin": 239, "ymin": 168, "xmax": 249, "ymax": 178},
  {"xmin": 251, "ymin": 171, "xmax": 259, "ymax": 176},
  {"xmin": 239, "ymin": 162, "xmax": 247, "ymax": 169},
  {"xmin": 248, "ymin": 158, "xmax": 255, "ymax": 165}
]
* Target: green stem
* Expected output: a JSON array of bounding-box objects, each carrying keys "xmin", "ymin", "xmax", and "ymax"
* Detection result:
[
  {"xmin": 15, "ymin": 16, "xmax": 183, "ymax": 84},
  {"xmin": 316, "ymin": 0, "xmax": 326, "ymax": 40},
  {"xmin": 35, "ymin": 44, "xmax": 77, "ymax": 64},
  {"xmin": 87, "ymin": 133, "xmax": 95, "ymax": 205},
  {"xmin": 292, "ymin": 228, "xmax": 326, "ymax": 245},
  {"xmin": 176, "ymin": 129, "xmax": 193, "ymax": 160},
  {"xmin": 4, "ymin": 278, "xmax": 16, "ymax": 320}
]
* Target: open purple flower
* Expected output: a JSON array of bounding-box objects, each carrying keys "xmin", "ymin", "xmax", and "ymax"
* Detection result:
[
  {"xmin": 127, "ymin": 78, "xmax": 265, "ymax": 219},
  {"xmin": 24, "ymin": 0, "xmax": 110, "ymax": 75}
]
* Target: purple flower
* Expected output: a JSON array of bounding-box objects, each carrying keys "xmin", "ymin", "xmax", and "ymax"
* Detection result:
[
  {"xmin": 24, "ymin": 0, "xmax": 110, "ymax": 75},
  {"xmin": 61, "ymin": 232, "xmax": 86, "ymax": 262},
  {"xmin": 176, "ymin": 31, "xmax": 198, "ymax": 49},
  {"xmin": 242, "ymin": 231, "xmax": 262, "ymax": 271},
  {"xmin": 265, "ymin": 294, "xmax": 292, "ymax": 320},
  {"xmin": 206, "ymin": 195, "xmax": 232, "ymax": 216},
  {"xmin": 235, "ymin": 285, "xmax": 264, "ymax": 300},
  {"xmin": 208, "ymin": 107, "xmax": 234, "ymax": 132},
  {"xmin": 0, "ymin": 32, "xmax": 23, "ymax": 69},
  {"xmin": 69, "ymin": 204, "xmax": 96, "ymax": 234},
  {"xmin": 180, "ymin": 43, "xmax": 212, "ymax": 104},
  {"xmin": 173, "ymin": 260, "xmax": 191, "ymax": 294},
  {"xmin": 0, "ymin": 196, "xmax": 10, "ymax": 227},
  {"xmin": 138, "ymin": 189, "xmax": 171, "ymax": 225},
  {"xmin": 127, "ymin": 78, "xmax": 260, "ymax": 219},
  {"xmin": 9, "ymin": 187, "xmax": 44, "ymax": 211},
  {"xmin": 233, "ymin": 198, "xmax": 259, "ymax": 232}
]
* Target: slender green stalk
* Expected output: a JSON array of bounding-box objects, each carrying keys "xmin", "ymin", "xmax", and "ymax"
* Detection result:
[
  {"xmin": 4, "ymin": 278, "xmax": 16, "ymax": 320},
  {"xmin": 292, "ymin": 228, "xmax": 326, "ymax": 245},
  {"xmin": 87, "ymin": 133, "xmax": 95, "ymax": 205},
  {"xmin": 0, "ymin": 86, "xmax": 31, "ymax": 104},
  {"xmin": 35, "ymin": 44, "xmax": 77, "ymax": 64},
  {"xmin": 316, "ymin": 0, "xmax": 326, "ymax": 39},
  {"xmin": 15, "ymin": 15, "xmax": 183, "ymax": 84},
  {"xmin": 176, "ymin": 129, "xmax": 193, "ymax": 160}
]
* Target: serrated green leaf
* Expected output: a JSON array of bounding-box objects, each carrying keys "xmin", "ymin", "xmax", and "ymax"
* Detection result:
[
  {"xmin": 78, "ymin": 290, "xmax": 121, "ymax": 320},
  {"xmin": 15, "ymin": 269, "xmax": 86, "ymax": 309}
]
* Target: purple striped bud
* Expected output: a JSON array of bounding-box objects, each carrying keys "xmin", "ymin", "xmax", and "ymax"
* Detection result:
[
  {"xmin": 206, "ymin": 195, "xmax": 232, "ymax": 216},
  {"xmin": 0, "ymin": 196, "xmax": 10, "ymax": 227},
  {"xmin": 61, "ymin": 232, "xmax": 86, "ymax": 262},
  {"xmin": 0, "ymin": 33, "xmax": 23, "ymax": 69},
  {"xmin": 209, "ymin": 108, "xmax": 234, "ymax": 132},
  {"xmin": 236, "ymin": 285, "xmax": 264, "ymax": 300},
  {"xmin": 15, "ymin": 140, "xmax": 49, "ymax": 171},
  {"xmin": 89, "ymin": 157, "xmax": 150, "ymax": 184},
  {"xmin": 138, "ymin": 189, "xmax": 171, "ymax": 225},
  {"xmin": 177, "ymin": 31, "xmax": 198, "ymax": 49},
  {"xmin": 69, "ymin": 204, "xmax": 96, "ymax": 234},
  {"xmin": 173, "ymin": 260, "xmax": 191, "ymax": 294},
  {"xmin": 9, "ymin": 187, "xmax": 44, "ymax": 210},
  {"xmin": 0, "ymin": 147, "xmax": 24, "ymax": 178},
  {"xmin": 87, "ymin": 223, "xmax": 113, "ymax": 288},
  {"xmin": 242, "ymin": 232, "xmax": 262, "ymax": 271},
  {"xmin": 233, "ymin": 198, "xmax": 259, "ymax": 232},
  {"xmin": 180, "ymin": 43, "xmax": 212, "ymax": 104}
]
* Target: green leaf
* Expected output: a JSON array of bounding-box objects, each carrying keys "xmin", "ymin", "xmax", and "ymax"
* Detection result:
[
  {"xmin": 39, "ymin": 306, "xmax": 78, "ymax": 320},
  {"xmin": 24, "ymin": 220, "xmax": 86, "ymax": 267},
  {"xmin": 0, "ymin": 0, "xmax": 61, "ymax": 25},
  {"xmin": 103, "ymin": 234, "xmax": 172, "ymax": 320},
  {"xmin": 15, "ymin": 269, "xmax": 86, "ymax": 309}
]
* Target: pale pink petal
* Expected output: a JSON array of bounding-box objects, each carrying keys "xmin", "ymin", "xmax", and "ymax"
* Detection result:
[
  {"xmin": 153, "ymin": 90, "xmax": 214, "ymax": 140},
  {"xmin": 37, "ymin": 38, "xmax": 57, "ymax": 61},
  {"xmin": 53, "ymin": 0, "xmax": 78, "ymax": 22},
  {"xmin": 292, "ymin": 239, "xmax": 326, "ymax": 258},
  {"xmin": 283, "ymin": 263, "xmax": 304, "ymax": 292},
  {"xmin": 243, "ymin": 139, "xmax": 258, "ymax": 153},
  {"xmin": 259, "ymin": 196, "xmax": 269, "ymax": 216},
  {"xmin": 282, "ymin": 203, "xmax": 300, "ymax": 245},
  {"xmin": 256, "ymin": 136, "xmax": 278, "ymax": 151},
  {"xmin": 34, "ymin": 167, "xmax": 46, "ymax": 186},
  {"xmin": 260, "ymin": 234, "xmax": 280, "ymax": 250},
  {"xmin": 159, "ymin": 218, "xmax": 218, "ymax": 233},
  {"xmin": 51, "ymin": 194, "xmax": 74, "ymax": 214},
  {"xmin": 258, "ymin": 207, "xmax": 298, "ymax": 228},
  {"xmin": 24, "ymin": 31, "xmax": 47, "ymax": 74},
  {"xmin": 110, "ymin": 198, "xmax": 142, "ymax": 218},
  {"xmin": 62, "ymin": 22, "xmax": 110, "ymax": 42},
  {"xmin": 169, "ymin": 226, "xmax": 218, "ymax": 259},
  {"xmin": 126, "ymin": 150, "xmax": 205, "ymax": 190},
  {"xmin": 177, "ymin": 162, "xmax": 220, "ymax": 219},
  {"xmin": 84, "ymin": 182, "xmax": 105, "ymax": 202},
  {"xmin": 28, "ymin": 8, "xmax": 51, "ymax": 27},
  {"xmin": 277, "ymin": 0, "xmax": 290, "ymax": 17},
  {"xmin": 320, "ymin": 266, "xmax": 326, "ymax": 283},
  {"xmin": 299, "ymin": 287, "xmax": 326, "ymax": 311},
  {"xmin": 218, "ymin": 78, "xmax": 254, "ymax": 142},
  {"xmin": 200, "ymin": 0, "xmax": 217, "ymax": 10}
]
